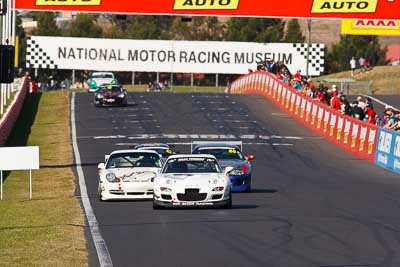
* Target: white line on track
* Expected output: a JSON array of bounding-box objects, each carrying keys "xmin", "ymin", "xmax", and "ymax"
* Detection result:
[
  {"xmin": 71, "ymin": 93, "xmax": 113, "ymax": 267},
  {"xmin": 91, "ymin": 134, "xmax": 309, "ymax": 140},
  {"xmin": 115, "ymin": 142, "xmax": 294, "ymax": 147}
]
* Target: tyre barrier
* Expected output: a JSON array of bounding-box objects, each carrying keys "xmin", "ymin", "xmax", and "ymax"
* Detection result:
[
  {"xmin": 231, "ymin": 71, "xmax": 386, "ymax": 168},
  {"xmin": 0, "ymin": 77, "xmax": 29, "ymax": 146}
]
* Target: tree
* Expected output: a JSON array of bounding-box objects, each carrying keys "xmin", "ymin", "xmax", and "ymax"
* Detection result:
[
  {"xmin": 31, "ymin": 12, "xmax": 60, "ymax": 36},
  {"xmin": 284, "ymin": 19, "xmax": 304, "ymax": 43},
  {"xmin": 225, "ymin": 18, "xmax": 284, "ymax": 42},
  {"xmin": 326, "ymin": 35, "xmax": 387, "ymax": 73},
  {"xmin": 15, "ymin": 15, "xmax": 27, "ymax": 68},
  {"xmin": 67, "ymin": 14, "xmax": 103, "ymax": 38}
]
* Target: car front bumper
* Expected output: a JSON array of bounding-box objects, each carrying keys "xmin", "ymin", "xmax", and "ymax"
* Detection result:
[
  {"xmin": 100, "ymin": 181, "xmax": 153, "ymax": 201},
  {"xmin": 229, "ymin": 174, "xmax": 251, "ymax": 192}
]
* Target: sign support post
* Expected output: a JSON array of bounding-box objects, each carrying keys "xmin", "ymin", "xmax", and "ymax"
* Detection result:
[
  {"xmin": 1, "ymin": 170, "xmax": 3, "ymax": 200},
  {"xmin": 29, "ymin": 169, "xmax": 32, "ymax": 199}
]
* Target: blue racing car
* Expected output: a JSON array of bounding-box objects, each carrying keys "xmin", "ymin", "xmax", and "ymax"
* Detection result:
[{"xmin": 191, "ymin": 141, "xmax": 254, "ymax": 192}]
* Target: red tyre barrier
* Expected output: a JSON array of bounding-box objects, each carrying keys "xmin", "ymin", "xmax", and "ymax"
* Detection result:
[
  {"xmin": 0, "ymin": 77, "xmax": 30, "ymax": 146},
  {"xmin": 231, "ymin": 72, "xmax": 379, "ymax": 163}
]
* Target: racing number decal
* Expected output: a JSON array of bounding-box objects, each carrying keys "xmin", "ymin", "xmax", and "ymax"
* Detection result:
[
  {"xmin": 36, "ymin": 0, "xmax": 101, "ymax": 6},
  {"xmin": 173, "ymin": 0, "xmax": 240, "ymax": 10},
  {"xmin": 311, "ymin": 0, "xmax": 378, "ymax": 13}
]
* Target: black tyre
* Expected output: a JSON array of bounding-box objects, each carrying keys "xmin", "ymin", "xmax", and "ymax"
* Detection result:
[
  {"xmin": 97, "ymin": 186, "xmax": 104, "ymax": 202},
  {"xmin": 222, "ymin": 193, "xmax": 232, "ymax": 209}
]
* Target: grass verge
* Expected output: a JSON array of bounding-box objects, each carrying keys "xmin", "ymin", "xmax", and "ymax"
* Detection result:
[
  {"xmin": 0, "ymin": 91, "xmax": 87, "ymax": 266},
  {"xmin": 317, "ymin": 66, "xmax": 400, "ymax": 95}
]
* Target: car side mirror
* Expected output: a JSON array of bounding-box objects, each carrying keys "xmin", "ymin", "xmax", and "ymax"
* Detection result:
[
  {"xmin": 247, "ymin": 154, "xmax": 255, "ymax": 161},
  {"xmin": 224, "ymin": 166, "xmax": 234, "ymax": 174},
  {"xmin": 98, "ymin": 163, "xmax": 105, "ymax": 169}
]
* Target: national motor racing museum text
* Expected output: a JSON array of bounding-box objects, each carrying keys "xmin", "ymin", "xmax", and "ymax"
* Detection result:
[{"xmin": 58, "ymin": 47, "xmax": 293, "ymax": 65}]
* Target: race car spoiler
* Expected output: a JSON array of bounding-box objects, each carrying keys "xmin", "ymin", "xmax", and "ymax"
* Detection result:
[{"xmin": 191, "ymin": 141, "xmax": 243, "ymax": 152}]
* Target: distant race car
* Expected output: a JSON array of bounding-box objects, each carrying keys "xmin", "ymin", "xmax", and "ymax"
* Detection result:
[
  {"xmin": 153, "ymin": 154, "xmax": 232, "ymax": 209},
  {"xmin": 191, "ymin": 141, "xmax": 254, "ymax": 192},
  {"xmin": 94, "ymin": 84, "xmax": 128, "ymax": 107},
  {"xmin": 134, "ymin": 143, "xmax": 176, "ymax": 161},
  {"xmin": 97, "ymin": 150, "xmax": 163, "ymax": 201},
  {"xmin": 89, "ymin": 72, "xmax": 117, "ymax": 92}
]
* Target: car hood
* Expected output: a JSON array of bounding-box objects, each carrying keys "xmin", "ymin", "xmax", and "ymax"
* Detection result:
[
  {"xmin": 159, "ymin": 173, "xmax": 227, "ymax": 186},
  {"xmin": 105, "ymin": 168, "xmax": 160, "ymax": 181},
  {"xmin": 218, "ymin": 159, "xmax": 247, "ymax": 169}
]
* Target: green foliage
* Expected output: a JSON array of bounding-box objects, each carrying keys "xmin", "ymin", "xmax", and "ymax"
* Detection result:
[
  {"xmin": 124, "ymin": 15, "xmax": 174, "ymax": 39},
  {"xmin": 16, "ymin": 15, "xmax": 26, "ymax": 68},
  {"xmin": 31, "ymin": 12, "xmax": 60, "ymax": 36},
  {"xmin": 326, "ymin": 35, "xmax": 387, "ymax": 73},
  {"xmin": 225, "ymin": 18, "xmax": 284, "ymax": 42},
  {"xmin": 284, "ymin": 19, "xmax": 304, "ymax": 43},
  {"xmin": 67, "ymin": 14, "xmax": 103, "ymax": 38}
]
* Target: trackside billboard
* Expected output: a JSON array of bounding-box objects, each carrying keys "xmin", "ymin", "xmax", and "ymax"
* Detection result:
[
  {"xmin": 26, "ymin": 36, "xmax": 325, "ymax": 75},
  {"xmin": 15, "ymin": 0, "xmax": 400, "ymax": 20},
  {"xmin": 375, "ymin": 129, "xmax": 400, "ymax": 174}
]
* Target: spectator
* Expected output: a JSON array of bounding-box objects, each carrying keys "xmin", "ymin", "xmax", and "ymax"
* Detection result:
[
  {"xmin": 351, "ymin": 101, "xmax": 365, "ymax": 120},
  {"xmin": 294, "ymin": 69, "xmax": 302, "ymax": 80},
  {"xmin": 350, "ymin": 56, "xmax": 356, "ymax": 76},
  {"xmin": 330, "ymin": 85, "xmax": 341, "ymax": 110},
  {"xmin": 365, "ymin": 103, "xmax": 376, "ymax": 125},
  {"xmin": 359, "ymin": 56, "xmax": 366, "ymax": 74},
  {"xmin": 356, "ymin": 96, "xmax": 366, "ymax": 111},
  {"xmin": 365, "ymin": 97, "xmax": 373, "ymax": 109},
  {"xmin": 339, "ymin": 94, "xmax": 352, "ymax": 115},
  {"xmin": 365, "ymin": 58, "xmax": 371, "ymax": 70}
]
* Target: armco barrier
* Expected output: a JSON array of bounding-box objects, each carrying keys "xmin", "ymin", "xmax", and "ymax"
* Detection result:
[
  {"xmin": 0, "ymin": 77, "xmax": 29, "ymax": 146},
  {"xmin": 231, "ymin": 72, "xmax": 379, "ymax": 163},
  {"xmin": 375, "ymin": 129, "xmax": 400, "ymax": 174}
]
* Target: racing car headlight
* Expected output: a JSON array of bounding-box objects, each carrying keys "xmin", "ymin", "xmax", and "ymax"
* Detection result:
[
  {"xmin": 118, "ymin": 93, "xmax": 125, "ymax": 98},
  {"xmin": 228, "ymin": 168, "xmax": 245, "ymax": 176},
  {"xmin": 160, "ymin": 187, "xmax": 172, "ymax": 192},
  {"xmin": 96, "ymin": 94, "xmax": 104, "ymax": 99},
  {"xmin": 212, "ymin": 187, "xmax": 224, "ymax": 192},
  {"xmin": 106, "ymin": 173, "xmax": 120, "ymax": 183}
]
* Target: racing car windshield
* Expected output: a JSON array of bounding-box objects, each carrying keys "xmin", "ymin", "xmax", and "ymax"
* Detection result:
[
  {"xmin": 142, "ymin": 148, "xmax": 173, "ymax": 158},
  {"xmin": 193, "ymin": 148, "xmax": 245, "ymax": 160},
  {"xmin": 97, "ymin": 87, "xmax": 122, "ymax": 94},
  {"xmin": 163, "ymin": 157, "xmax": 222, "ymax": 174},
  {"xmin": 91, "ymin": 73, "xmax": 113, "ymax": 79},
  {"xmin": 106, "ymin": 153, "xmax": 162, "ymax": 169}
]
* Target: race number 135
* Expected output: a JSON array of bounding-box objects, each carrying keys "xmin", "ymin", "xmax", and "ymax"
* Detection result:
[{"xmin": 36, "ymin": 0, "xmax": 101, "ymax": 6}]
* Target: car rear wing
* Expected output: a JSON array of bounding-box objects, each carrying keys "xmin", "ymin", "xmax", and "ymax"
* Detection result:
[{"xmin": 191, "ymin": 141, "xmax": 243, "ymax": 153}]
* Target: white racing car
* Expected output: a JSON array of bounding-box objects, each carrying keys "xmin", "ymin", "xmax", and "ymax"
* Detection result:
[
  {"xmin": 97, "ymin": 150, "xmax": 163, "ymax": 201},
  {"xmin": 153, "ymin": 155, "xmax": 233, "ymax": 209}
]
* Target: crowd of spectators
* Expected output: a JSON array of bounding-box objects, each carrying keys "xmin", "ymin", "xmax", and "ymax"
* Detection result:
[{"xmin": 253, "ymin": 60, "xmax": 400, "ymax": 131}]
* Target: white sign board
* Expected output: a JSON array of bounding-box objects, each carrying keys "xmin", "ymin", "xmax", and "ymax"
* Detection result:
[
  {"xmin": 0, "ymin": 147, "xmax": 40, "ymax": 171},
  {"xmin": 27, "ymin": 36, "xmax": 325, "ymax": 76}
]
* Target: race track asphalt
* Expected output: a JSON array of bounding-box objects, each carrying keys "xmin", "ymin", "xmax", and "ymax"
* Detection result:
[{"xmin": 74, "ymin": 92, "xmax": 400, "ymax": 267}]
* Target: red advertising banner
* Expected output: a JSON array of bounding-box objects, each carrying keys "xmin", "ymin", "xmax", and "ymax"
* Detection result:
[{"xmin": 16, "ymin": 0, "xmax": 400, "ymax": 20}]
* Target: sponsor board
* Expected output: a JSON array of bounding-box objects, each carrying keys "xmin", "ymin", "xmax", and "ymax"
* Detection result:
[
  {"xmin": 375, "ymin": 129, "xmax": 400, "ymax": 174},
  {"xmin": 311, "ymin": 0, "xmax": 378, "ymax": 14},
  {"xmin": 26, "ymin": 36, "xmax": 324, "ymax": 75},
  {"xmin": 36, "ymin": 0, "xmax": 101, "ymax": 5},
  {"xmin": 16, "ymin": 0, "xmax": 400, "ymax": 20},
  {"xmin": 173, "ymin": 0, "xmax": 240, "ymax": 10},
  {"xmin": 342, "ymin": 19, "xmax": 400, "ymax": 36}
]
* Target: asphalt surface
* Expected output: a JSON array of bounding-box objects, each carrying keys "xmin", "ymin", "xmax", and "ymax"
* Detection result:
[{"xmin": 75, "ymin": 92, "xmax": 400, "ymax": 267}]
